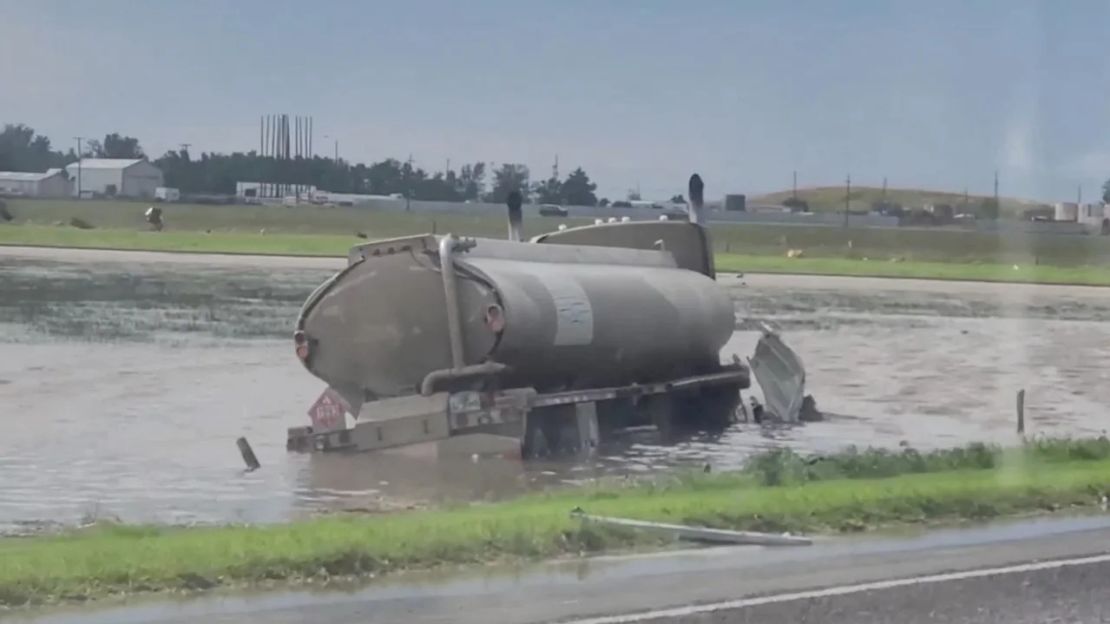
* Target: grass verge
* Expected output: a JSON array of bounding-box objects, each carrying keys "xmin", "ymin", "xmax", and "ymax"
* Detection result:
[
  {"xmin": 4, "ymin": 225, "xmax": 1110, "ymax": 286},
  {"xmin": 2, "ymin": 439, "xmax": 1108, "ymax": 606}
]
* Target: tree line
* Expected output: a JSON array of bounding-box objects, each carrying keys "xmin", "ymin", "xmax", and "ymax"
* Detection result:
[{"xmin": 0, "ymin": 123, "xmax": 604, "ymax": 205}]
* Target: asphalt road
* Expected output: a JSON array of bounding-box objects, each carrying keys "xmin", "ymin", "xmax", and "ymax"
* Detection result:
[{"xmin": 13, "ymin": 515, "xmax": 1110, "ymax": 624}]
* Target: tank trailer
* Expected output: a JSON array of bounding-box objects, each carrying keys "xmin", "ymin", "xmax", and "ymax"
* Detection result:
[{"xmin": 288, "ymin": 174, "xmax": 806, "ymax": 457}]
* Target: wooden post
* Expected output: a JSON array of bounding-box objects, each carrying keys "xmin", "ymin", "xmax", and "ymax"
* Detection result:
[
  {"xmin": 237, "ymin": 436, "xmax": 261, "ymax": 471},
  {"xmin": 1016, "ymin": 389, "xmax": 1026, "ymax": 435}
]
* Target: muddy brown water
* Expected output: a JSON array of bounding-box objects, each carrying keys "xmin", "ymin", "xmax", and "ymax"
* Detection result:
[{"xmin": 2, "ymin": 248, "xmax": 1109, "ymax": 532}]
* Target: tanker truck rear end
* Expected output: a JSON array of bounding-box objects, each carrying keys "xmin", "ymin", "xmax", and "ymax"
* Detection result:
[{"xmin": 289, "ymin": 174, "xmax": 752, "ymax": 456}]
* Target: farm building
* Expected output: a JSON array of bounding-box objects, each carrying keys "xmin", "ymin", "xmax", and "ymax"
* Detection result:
[
  {"xmin": 64, "ymin": 159, "xmax": 163, "ymax": 198},
  {"xmin": 0, "ymin": 168, "xmax": 72, "ymax": 197}
]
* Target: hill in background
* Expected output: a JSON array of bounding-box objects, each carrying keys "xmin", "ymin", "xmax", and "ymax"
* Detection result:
[{"xmin": 748, "ymin": 186, "xmax": 1052, "ymax": 217}]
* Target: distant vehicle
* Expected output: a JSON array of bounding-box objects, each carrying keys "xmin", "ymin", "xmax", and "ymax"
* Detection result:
[
  {"xmin": 539, "ymin": 204, "xmax": 568, "ymax": 217},
  {"xmin": 611, "ymin": 200, "xmax": 633, "ymax": 208}
]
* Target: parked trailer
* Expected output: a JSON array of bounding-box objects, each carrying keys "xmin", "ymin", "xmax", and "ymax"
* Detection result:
[{"xmin": 289, "ymin": 175, "xmax": 803, "ymax": 456}]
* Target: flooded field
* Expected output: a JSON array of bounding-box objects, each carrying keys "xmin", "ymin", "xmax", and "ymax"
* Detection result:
[{"xmin": 2, "ymin": 247, "xmax": 1109, "ymax": 531}]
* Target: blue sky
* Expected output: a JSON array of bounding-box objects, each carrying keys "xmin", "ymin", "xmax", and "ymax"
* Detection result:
[{"xmin": 2, "ymin": 0, "xmax": 1107, "ymax": 201}]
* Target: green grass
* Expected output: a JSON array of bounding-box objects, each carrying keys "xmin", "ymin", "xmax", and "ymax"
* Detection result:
[
  {"xmin": 750, "ymin": 185, "xmax": 1050, "ymax": 217},
  {"xmin": 2, "ymin": 439, "xmax": 1108, "ymax": 606},
  {"xmin": 5, "ymin": 197, "xmax": 1110, "ymax": 282},
  {"xmin": 4, "ymin": 226, "xmax": 1107, "ymax": 286},
  {"xmin": 715, "ymin": 254, "xmax": 1110, "ymax": 286}
]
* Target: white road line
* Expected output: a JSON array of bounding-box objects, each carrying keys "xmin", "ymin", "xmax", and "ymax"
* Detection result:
[{"xmin": 563, "ymin": 552, "xmax": 1110, "ymax": 624}]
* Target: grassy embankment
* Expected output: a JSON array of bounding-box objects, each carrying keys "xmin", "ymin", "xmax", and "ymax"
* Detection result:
[
  {"xmin": 3, "ymin": 198, "xmax": 1110, "ymax": 284},
  {"xmin": 2, "ymin": 438, "xmax": 1109, "ymax": 606}
]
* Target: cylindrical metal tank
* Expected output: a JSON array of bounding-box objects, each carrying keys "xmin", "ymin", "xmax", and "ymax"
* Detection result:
[
  {"xmin": 1055, "ymin": 202, "xmax": 1079, "ymax": 222},
  {"xmin": 297, "ymin": 234, "xmax": 735, "ymax": 400}
]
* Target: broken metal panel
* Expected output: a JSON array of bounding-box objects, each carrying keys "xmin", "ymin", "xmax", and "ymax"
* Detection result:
[
  {"xmin": 571, "ymin": 510, "xmax": 812, "ymax": 546},
  {"xmin": 748, "ymin": 325, "xmax": 807, "ymax": 423},
  {"xmin": 530, "ymin": 221, "xmax": 715, "ymax": 277}
]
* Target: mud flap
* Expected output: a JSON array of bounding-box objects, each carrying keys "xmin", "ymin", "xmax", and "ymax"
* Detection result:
[{"xmin": 748, "ymin": 324, "xmax": 806, "ymax": 423}]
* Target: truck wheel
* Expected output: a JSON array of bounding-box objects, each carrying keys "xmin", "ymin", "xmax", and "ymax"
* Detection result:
[
  {"xmin": 693, "ymin": 386, "xmax": 742, "ymax": 432},
  {"xmin": 643, "ymin": 395, "xmax": 679, "ymax": 443},
  {"xmin": 522, "ymin": 412, "xmax": 551, "ymax": 459}
]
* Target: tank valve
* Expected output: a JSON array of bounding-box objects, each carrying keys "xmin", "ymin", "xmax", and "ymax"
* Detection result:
[{"xmin": 485, "ymin": 304, "xmax": 506, "ymax": 332}]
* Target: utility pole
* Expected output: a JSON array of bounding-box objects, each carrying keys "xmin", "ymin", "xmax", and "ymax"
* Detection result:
[
  {"xmin": 844, "ymin": 173, "xmax": 851, "ymax": 227},
  {"xmin": 792, "ymin": 170, "xmax": 797, "ymax": 199},
  {"xmin": 73, "ymin": 137, "xmax": 84, "ymax": 199},
  {"xmin": 881, "ymin": 176, "xmax": 887, "ymax": 201},
  {"xmin": 1077, "ymin": 184, "xmax": 1082, "ymax": 205},
  {"xmin": 993, "ymin": 170, "xmax": 999, "ymax": 205},
  {"xmin": 405, "ymin": 153, "xmax": 414, "ymax": 211}
]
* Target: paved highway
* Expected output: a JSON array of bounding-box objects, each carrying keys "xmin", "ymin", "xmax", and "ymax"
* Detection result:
[{"xmin": 13, "ymin": 515, "xmax": 1110, "ymax": 624}]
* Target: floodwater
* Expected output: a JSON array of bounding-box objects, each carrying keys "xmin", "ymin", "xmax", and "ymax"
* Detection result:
[{"xmin": 2, "ymin": 247, "xmax": 1110, "ymax": 532}]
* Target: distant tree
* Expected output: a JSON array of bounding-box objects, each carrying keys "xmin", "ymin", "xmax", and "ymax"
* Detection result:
[
  {"xmin": 100, "ymin": 133, "xmax": 144, "ymax": 159},
  {"xmin": 489, "ymin": 163, "xmax": 530, "ymax": 204},
  {"xmin": 670, "ymin": 194, "xmax": 686, "ymax": 204},
  {"xmin": 561, "ymin": 167, "xmax": 597, "ymax": 206},
  {"xmin": 82, "ymin": 139, "xmax": 102, "ymax": 159},
  {"xmin": 782, "ymin": 196, "xmax": 809, "ymax": 211},
  {"xmin": 1102, "ymin": 178, "xmax": 1110, "ymax": 203},
  {"xmin": 0, "ymin": 123, "xmax": 69, "ymax": 171},
  {"xmin": 2, "ymin": 120, "xmax": 629, "ymax": 202},
  {"xmin": 458, "ymin": 162, "xmax": 486, "ymax": 200},
  {"xmin": 532, "ymin": 176, "xmax": 563, "ymax": 204},
  {"xmin": 598, "ymin": 197, "xmax": 610, "ymax": 207},
  {"xmin": 626, "ymin": 189, "xmax": 642, "ymax": 201},
  {"xmin": 977, "ymin": 197, "xmax": 1000, "ymax": 220}
]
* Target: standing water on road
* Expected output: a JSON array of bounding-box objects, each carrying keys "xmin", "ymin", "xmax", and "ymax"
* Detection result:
[{"xmin": 2, "ymin": 248, "xmax": 1109, "ymax": 531}]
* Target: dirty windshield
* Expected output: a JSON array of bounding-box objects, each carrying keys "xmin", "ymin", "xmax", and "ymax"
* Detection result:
[{"xmin": 2, "ymin": 2, "xmax": 1109, "ymax": 623}]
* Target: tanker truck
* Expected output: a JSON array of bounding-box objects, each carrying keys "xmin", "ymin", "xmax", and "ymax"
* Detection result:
[{"xmin": 288, "ymin": 174, "xmax": 802, "ymax": 457}]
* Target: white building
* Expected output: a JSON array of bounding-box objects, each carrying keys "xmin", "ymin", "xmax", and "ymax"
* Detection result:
[
  {"xmin": 0, "ymin": 168, "xmax": 72, "ymax": 198},
  {"xmin": 1078, "ymin": 203, "xmax": 1109, "ymax": 227},
  {"xmin": 1054, "ymin": 202, "xmax": 1079, "ymax": 222},
  {"xmin": 64, "ymin": 158, "xmax": 163, "ymax": 198}
]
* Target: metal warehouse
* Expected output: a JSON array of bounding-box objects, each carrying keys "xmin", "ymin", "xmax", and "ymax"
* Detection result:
[
  {"xmin": 0, "ymin": 168, "xmax": 72, "ymax": 198},
  {"xmin": 64, "ymin": 158, "xmax": 164, "ymax": 198}
]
